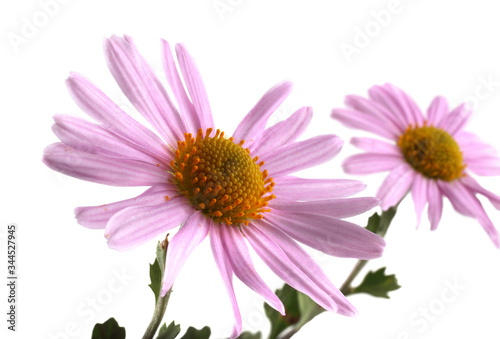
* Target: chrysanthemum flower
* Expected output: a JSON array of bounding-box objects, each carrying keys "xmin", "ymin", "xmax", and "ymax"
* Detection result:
[
  {"xmin": 43, "ymin": 35, "xmax": 385, "ymax": 337},
  {"xmin": 331, "ymin": 83, "xmax": 500, "ymax": 247}
]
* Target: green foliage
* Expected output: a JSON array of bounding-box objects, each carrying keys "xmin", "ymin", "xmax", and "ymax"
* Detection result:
[
  {"xmin": 179, "ymin": 326, "xmax": 211, "ymax": 339},
  {"xmin": 294, "ymin": 292, "xmax": 324, "ymax": 330},
  {"xmin": 237, "ymin": 331, "xmax": 262, "ymax": 339},
  {"xmin": 264, "ymin": 284, "xmax": 300, "ymax": 339},
  {"xmin": 156, "ymin": 321, "xmax": 181, "ymax": 339},
  {"xmin": 264, "ymin": 284, "xmax": 324, "ymax": 339},
  {"xmin": 351, "ymin": 267, "xmax": 401, "ymax": 298},
  {"xmin": 365, "ymin": 207, "xmax": 397, "ymax": 237},
  {"xmin": 91, "ymin": 318, "xmax": 126, "ymax": 339},
  {"xmin": 149, "ymin": 258, "xmax": 163, "ymax": 303},
  {"xmin": 149, "ymin": 240, "xmax": 168, "ymax": 303}
]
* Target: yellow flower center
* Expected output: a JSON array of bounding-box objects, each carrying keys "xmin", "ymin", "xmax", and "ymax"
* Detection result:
[
  {"xmin": 170, "ymin": 128, "xmax": 275, "ymax": 225},
  {"xmin": 398, "ymin": 124, "xmax": 466, "ymax": 181}
]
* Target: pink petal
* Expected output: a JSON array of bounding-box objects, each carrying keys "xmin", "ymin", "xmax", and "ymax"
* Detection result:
[
  {"xmin": 456, "ymin": 131, "xmax": 500, "ymax": 175},
  {"xmin": 52, "ymin": 115, "xmax": 162, "ymax": 164},
  {"xmin": 105, "ymin": 197, "xmax": 193, "ymax": 251},
  {"xmin": 219, "ymin": 225, "xmax": 285, "ymax": 315},
  {"xmin": 43, "ymin": 143, "xmax": 169, "ymax": 186},
  {"xmin": 426, "ymin": 180, "xmax": 443, "ymax": 231},
  {"xmin": 343, "ymin": 153, "xmax": 403, "ymax": 174},
  {"xmin": 66, "ymin": 73, "xmax": 170, "ymax": 160},
  {"xmin": 377, "ymin": 164, "xmax": 416, "ymax": 210},
  {"xmin": 441, "ymin": 104, "xmax": 471, "ymax": 136},
  {"xmin": 243, "ymin": 224, "xmax": 339, "ymax": 312},
  {"xmin": 263, "ymin": 135, "xmax": 343, "ymax": 177},
  {"xmin": 397, "ymin": 85, "xmax": 426, "ymax": 127},
  {"xmin": 466, "ymin": 157, "xmax": 500, "ymax": 176},
  {"xmin": 270, "ymin": 197, "xmax": 379, "ymax": 219},
  {"xmin": 104, "ymin": 36, "xmax": 185, "ymax": 146},
  {"xmin": 209, "ymin": 222, "xmax": 242, "ymax": 338},
  {"xmin": 175, "ymin": 43, "xmax": 215, "ymax": 131},
  {"xmin": 232, "ymin": 82, "xmax": 293, "ymax": 143},
  {"xmin": 438, "ymin": 180, "xmax": 500, "ymax": 247},
  {"xmin": 161, "ymin": 211, "xmax": 209, "ymax": 294},
  {"xmin": 161, "ymin": 39, "xmax": 199, "ymax": 134},
  {"xmin": 331, "ymin": 108, "xmax": 398, "ymax": 140},
  {"xmin": 266, "ymin": 211, "xmax": 385, "ymax": 259},
  {"xmin": 426, "ymin": 96, "xmax": 448, "ymax": 127},
  {"xmin": 273, "ymin": 176, "xmax": 367, "ymax": 200},
  {"xmin": 460, "ymin": 175, "xmax": 500, "ymax": 210},
  {"xmin": 380, "ymin": 84, "xmax": 424, "ymax": 126},
  {"xmin": 367, "ymin": 85, "xmax": 413, "ymax": 129},
  {"xmin": 253, "ymin": 220, "xmax": 357, "ymax": 316},
  {"xmin": 75, "ymin": 184, "xmax": 176, "ymax": 229},
  {"xmin": 456, "ymin": 131, "xmax": 498, "ymax": 157},
  {"xmin": 250, "ymin": 106, "xmax": 312, "ymax": 157},
  {"xmin": 411, "ymin": 174, "xmax": 429, "ymax": 228},
  {"xmin": 344, "ymin": 94, "xmax": 405, "ymax": 133},
  {"xmin": 350, "ymin": 137, "xmax": 401, "ymax": 155}
]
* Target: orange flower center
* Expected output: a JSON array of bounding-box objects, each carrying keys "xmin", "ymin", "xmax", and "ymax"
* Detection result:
[
  {"xmin": 170, "ymin": 128, "xmax": 275, "ymax": 225},
  {"xmin": 398, "ymin": 124, "xmax": 466, "ymax": 181}
]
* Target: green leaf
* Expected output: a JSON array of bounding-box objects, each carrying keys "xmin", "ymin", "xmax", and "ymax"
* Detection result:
[
  {"xmin": 179, "ymin": 326, "xmax": 211, "ymax": 339},
  {"xmin": 264, "ymin": 284, "xmax": 324, "ymax": 338},
  {"xmin": 237, "ymin": 331, "xmax": 262, "ymax": 339},
  {"xmin": 149, "ymin": 258, "xmax": 162, "ymax": 303},
  {"xmin": 365, "ymin": 207, "xmax": 397, "ymax": 237},
  {"xmin": 149, "ymin": 240, "xmax": 168, "ymax": 303},
  {"xmin": 351, "ymin": 267, "xmax": 401, "ymax": 298},
  {"xmin": 91, "ymin": 318, "xmax": 126, "ymax": 339},
  {"xmin": 264, "ymin": 284, "xmax": 301, "ymax": 339},
  {"xmin": 156, "ymin": 321, "xmax": 181, "ymax": 339},
  {"xmin": 294, "ymin": 292, "xmax": 324, "ymax": 330}
]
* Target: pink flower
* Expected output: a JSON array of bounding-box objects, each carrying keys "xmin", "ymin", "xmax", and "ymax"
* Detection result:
[
  {"xmin": 332, "ymin": 83, "xmax": 500, "ymax": 247},
  {"xmin": 43, "ymin": 35, "xmax": 385, "ymax": 337}
]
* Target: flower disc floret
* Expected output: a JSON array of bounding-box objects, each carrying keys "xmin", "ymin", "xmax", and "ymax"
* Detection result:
[
  {"xmin": 171, "ymin": 128, "xmax": 275, "ymax": 225},
  {"xmin": 398, "ymin": 124, "xmax": 466, "ymax": 181}
]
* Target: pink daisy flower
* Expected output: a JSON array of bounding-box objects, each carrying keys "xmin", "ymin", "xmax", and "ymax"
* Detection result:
[
  {"xmin": 331, "ymin": 83, "xmax": 500, "ymax": 247},
  {"xmin": 43, "ymin": 35, "xmax": 385, "ymax": 337}
]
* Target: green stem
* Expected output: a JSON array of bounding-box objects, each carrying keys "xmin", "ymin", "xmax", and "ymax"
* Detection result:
[
  {"xmin": 339, "ymin": 260, "xmax": 369, "ymax": 296},
  {"xmin": 339, "ymin": 206, "xmax": 398, "ymax": 297},
  {"xmin": 142, "ymin": 288, "xmax": 172, "ymax": 339},
  {"xmin": 278, "ymin": 207, "xmax": 399, "ymax": 339},
  {"xmin": 142, "ymin": 236, "xmax": 171, "ymax": 339}
]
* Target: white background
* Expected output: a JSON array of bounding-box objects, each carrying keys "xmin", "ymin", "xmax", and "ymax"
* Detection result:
[{"xmin": 2, "ymin": 0, "xmax": 500, "ymax": 338}]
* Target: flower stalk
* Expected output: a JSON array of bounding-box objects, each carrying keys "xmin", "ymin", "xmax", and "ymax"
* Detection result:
[
  {"xmin": 142, "ymin": 288, "xmax": 172, "ymax": 339},
  {"xmin": 142, "ymin": 236, "xmax": 171, "ymax": 339},
  {"xmin": 340, "ymin": 205, "xmax": 398, "ymax": 296}
]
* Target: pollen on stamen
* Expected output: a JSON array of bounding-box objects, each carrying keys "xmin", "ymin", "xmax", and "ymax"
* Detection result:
[
  {"xmin": 398, "ymin": 125, "xmax": 466, "ymax": 181},
  {"xmin": 170, "ymin": 127, "xmax": 276, "ymax": 225}
]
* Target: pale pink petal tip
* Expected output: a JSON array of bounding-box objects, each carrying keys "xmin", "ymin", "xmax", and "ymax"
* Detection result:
[{"xmin": 161, "ymin": 211, "xmax": 209, "ymax": 293}]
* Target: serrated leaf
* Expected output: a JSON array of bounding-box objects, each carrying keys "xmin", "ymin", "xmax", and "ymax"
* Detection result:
[
  {"xmin": 179, "ymin": 326, "xmax": 211, "ymax": 339},
  {"xmin": 149, "ymin": 240, "xmax": 169, "ymax": 303},
  {"xmin": 237, "ymin": 331, "xmax": 262, "ymax": 339},
  {"xmin": 91, "ymin": 318, "xmax": 126, "ymax": 339},
  {"xmin": 365, "ymin": 207, "xmax": 397, "ymax": 237},
  {"xmin": 264, "ymin": 284, "xmax": 301, "ymax": 339},
  {"xmin": 156, "ymin": 321, "xmax": 181, "ymax": 339},
  {"xmin": 149, "ymin": 258, "xmax": 162, "ymax": 303},
  {"xmin": 352, "ymin": 267, "xmax": 401, "ymax": 298}
]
